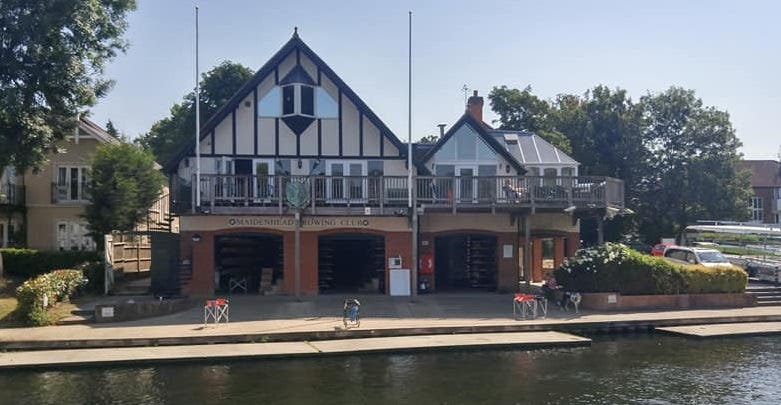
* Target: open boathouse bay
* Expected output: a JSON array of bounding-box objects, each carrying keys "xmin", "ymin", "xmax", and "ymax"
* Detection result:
[{"xmin": 1, "ymin": 335, "xmax": 780, "ymax": 404}]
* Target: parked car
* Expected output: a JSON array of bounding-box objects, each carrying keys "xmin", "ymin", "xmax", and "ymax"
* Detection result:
[
  {"xmin": 651, "ymin": 243, "xmax": 674, "ymax": 256},
  {"xmin": 662, "ymin": 246, "xmax": 736, "ymax": 268}
]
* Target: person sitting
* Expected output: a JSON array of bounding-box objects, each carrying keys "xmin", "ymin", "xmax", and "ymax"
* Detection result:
[{"xmin": 540, "ymin": 277, "xmax": 558, "ymax": 303}]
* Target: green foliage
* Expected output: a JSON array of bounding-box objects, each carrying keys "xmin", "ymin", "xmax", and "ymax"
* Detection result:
[
  {"xmin": 15, "ymin": 269, "xmax": 84, "ymax": 326},
  {"xmin": 0, "ymin": 248, "xmax": 99, "ymax": 278},
  {"xmin": 79, "ymin": 261, "xmax": 106, "ymax": 294},
  {"xmin": 637, "ymin": 87, "xmax": 752, "ymax": 241},
  {"xmin": 488, "ymin": 85, "xmax": 573, "ymax": 153},
  {"xmin": 418, "ymin": 134, "xmax": 439, "ymax": 144},
  {"xmin": 554, "ymin": 243, "xmax": 746, "ymax": 295},
  {"xmin": 0, "ymin": 0, "xmax": 136, "ymax": 171},
  {"xmin": 488, "ymin": 84, "xmax": 752, "ymax": 245},
  {"xmin": 136, "ymin": 61, "xmax": 254, "ymax": 166},
  {"xmin": 85, "ymin": 142, "xmax": 165, "ymax": 248}
]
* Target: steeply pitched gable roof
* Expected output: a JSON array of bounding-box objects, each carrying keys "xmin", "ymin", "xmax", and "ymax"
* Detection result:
[
  {"xmin": 165, "ymin": 32, "xmax": 409, "ymax": 172},
  {"xmin": 79, "ymin": 117, "xmax": 119, "ymax": 145},
  {"xmin": 418, "ymin": 113, "xmax": 526, "ymax": 174}
]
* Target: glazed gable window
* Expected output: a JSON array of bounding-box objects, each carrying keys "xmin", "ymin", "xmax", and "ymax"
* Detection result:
[{"xmin": 259, "ymin": 85, "xmax": 337, "ymax": 119}]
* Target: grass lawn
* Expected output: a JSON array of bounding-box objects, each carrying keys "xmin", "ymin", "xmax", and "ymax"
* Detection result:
[{"xmin": 0, "ymin": 277, "xmax": 78, "ymax": 327}]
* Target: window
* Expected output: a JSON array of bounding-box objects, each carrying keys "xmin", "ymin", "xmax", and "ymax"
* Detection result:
[
  {"xmin": 56, "ymin": 221, "xmax": 95, "ymax": 251},
  {"xmin": 258, "ymin": 87, "xmax": 281, "ymax": 117},
  {"xmin": 282, "ymin": 86, "xmax": 295, "ymax": 115},
  {"xmin": 300, "ymin": 86, "xmax": 314, "ymax": 116},
  {"xmin": 270, "ymin": 85, "xmax": 318, "ymax": 118},
  {"xmin": 56, "ymin": 166, "xmax": 89, "ymax": 202},
  {"xmin": 316, "ymin": 88, "xmax": 338, "ymax": 118},
  {"xmin": 562, "ymin": 167, "xmax": 575, "ymax": 177},
  {"xmin": 751, "ymin": 197, "xmax": 764, "ymax": 223}
]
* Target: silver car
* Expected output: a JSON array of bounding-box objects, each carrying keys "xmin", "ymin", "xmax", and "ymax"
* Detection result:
[{"xmin": 663, "ymin": 246, "xmax": 735, "ymax": 268}]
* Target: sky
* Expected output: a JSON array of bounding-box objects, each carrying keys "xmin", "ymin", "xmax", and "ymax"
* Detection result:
[{"xmin": 90, "ymin": 0, "xmax": 781, "ymax": 160}]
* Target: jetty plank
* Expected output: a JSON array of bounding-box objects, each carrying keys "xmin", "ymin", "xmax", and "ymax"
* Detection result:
[
  {"xmin": 656, "ymin": 322, "xmax": 781, "ymax": 338},
  {"xmin": 0, "ymin": 331, "xmax": 589, "ymax": 370}
]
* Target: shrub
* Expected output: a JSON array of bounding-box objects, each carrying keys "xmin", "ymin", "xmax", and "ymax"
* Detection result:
[
  {"xmin": 554, "ymin": 243, "xmax": 746, "ymax": 295},
  {"xmin": 15, "ymin": 269, "xmax": 85, "ymax": 326},
  {"xmin": 79, "ymin": 260, "xmax": 106, "ymax": 294},
  {"xmin": 0, "ymin": 248, "xmax": 100, "ymax": 279}
]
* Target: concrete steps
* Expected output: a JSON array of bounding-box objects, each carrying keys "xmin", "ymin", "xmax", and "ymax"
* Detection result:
[{"xmin": 747, "ymin": 282, "xmax": 781, "ymax": 306}]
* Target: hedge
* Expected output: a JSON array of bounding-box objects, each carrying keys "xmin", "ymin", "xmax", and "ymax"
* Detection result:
[
  {"xmin": 0, "ymin": 248, "xmax": 100, "ymax": 279},
  {"xmin": 15, "ymin": 269, "xmax": 85, "ymax": 326},
  {"xmin": 554, "ymin": 243, "xmax": 747, "ymax": 295}
]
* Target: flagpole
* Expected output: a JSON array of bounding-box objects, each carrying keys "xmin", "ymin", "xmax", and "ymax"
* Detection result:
[
  {"xmin": 195, "ymin": 5, "xmax": 201, "ymax": 211},
  {"xmin": 408, "ymin": 11, "xmax": 418, "ymax": 300}
]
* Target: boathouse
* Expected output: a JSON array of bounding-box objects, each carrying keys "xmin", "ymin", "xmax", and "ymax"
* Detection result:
[{"xmin": 167, "ymin": 31, "xmax": 625, "ymax": 296}]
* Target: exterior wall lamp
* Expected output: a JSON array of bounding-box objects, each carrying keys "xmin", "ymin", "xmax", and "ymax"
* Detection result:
[{"xmin": 192, "ymin": 234, "xmax": 202, "ymax": 243}]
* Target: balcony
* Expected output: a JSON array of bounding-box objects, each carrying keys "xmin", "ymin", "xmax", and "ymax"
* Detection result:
[
  {"xmin": 0, "ymin": 184, "xmax": 25, "ymax": 207},
  {"xmin": 173, "ymin": 174, "xmax": 624, "ymax": 216}
]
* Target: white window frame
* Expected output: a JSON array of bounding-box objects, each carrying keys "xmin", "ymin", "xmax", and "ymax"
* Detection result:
[
  {"xmin": 751, "ymin": 196, "xmax": 764, "ymax": 223},
  {"xmin": 252, "ymin": 158, "xmax": 276, "ymax": 202},
  {"xmin": 56, "ymin": 220, "xmax": 95, "ymax": 251},
  {"xmin": 326, "ymin": 161, "xmax": 367, "ymax": 202},
  {"xmin": 55, "ymin": 165, "xmax": 90, "ymax": 203},
  {"xmin": 281, "ymin": 84, "xmax": 316, "ymax": 118}
]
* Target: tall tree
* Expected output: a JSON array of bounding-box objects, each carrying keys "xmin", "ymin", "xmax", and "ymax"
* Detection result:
[
  {"xmin": 105, "ymin": 120, "xmax": 119, "ymax": 137},
  {"xmin": 488, "ymin": 86, "xmax": 572, "ymax": 153},
  {"xmin": 85, "ymin": 142, "xmax": 165, "ymax": 250},
  {"xmin": 0, "ymin": 0, "xmax": 136, "ymax": 171},
  {"xmin": 637, "ymin": 87, "xmax": 751, "ymax": 241},
  {"xmin": 136, "ymin": 61, "xmax": 253, "ymax": 165}
]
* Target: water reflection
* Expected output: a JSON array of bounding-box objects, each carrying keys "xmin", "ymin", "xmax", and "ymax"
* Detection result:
[{"xmin": 0, "ymin": 335, "xmax": 779, "ymax": 404}]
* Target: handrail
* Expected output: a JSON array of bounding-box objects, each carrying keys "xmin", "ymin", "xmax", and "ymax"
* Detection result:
[{"xmin": 174, "ymin": 174, "xmax": 625, "ymax": 214}]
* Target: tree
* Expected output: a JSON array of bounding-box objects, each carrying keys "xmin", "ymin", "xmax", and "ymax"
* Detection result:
[
  {"xmin": 0, "ymin": 0, "xmax": 136, "ymax": 172},
  {"xmin": 85, "ymin": 142, "xmax": 165, "ymax": 250},
  {"xmin": 488, "ymin": 85, "xmax": 572, "ymax": 153},
  {"xmin": 418, "ymin": 134, "xmax": 439, "ymax": 144},
  {"xmin": 105, "ymin": 120, "xmax": 119, "ymax": 137},
  {"xmin": 637, "ymin": 87, "xmax": 751, "ymax": 241},
  {"xmin": 136, "ymin": 61, "xmax": 254, "ymax": 165}
]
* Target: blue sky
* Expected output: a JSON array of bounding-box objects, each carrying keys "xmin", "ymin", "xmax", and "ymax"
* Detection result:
[{"xmin": 90, "ymin": 0, "xmax": 781, "ymax": 159}]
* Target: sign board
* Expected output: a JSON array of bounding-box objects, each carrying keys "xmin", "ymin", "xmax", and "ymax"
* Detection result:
[
  {"xmin": 101, "ymin": 306, "xmax": 115, "ymax": 318},
  {"xmin": 503, "ymin": 244, "xmax": 513, "ymax": 258},
  {"xmin": 389, "ymin": 269, "xmax": 411, "ymax": 296},
  {"xmin": 607, "ymin": 294, "xmax": 617, "ymax": 304}
]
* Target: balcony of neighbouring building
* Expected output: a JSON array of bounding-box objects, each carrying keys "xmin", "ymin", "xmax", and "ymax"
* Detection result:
[
  {"xmin": 172, "ymin": 174, "xmax": 624, "ymax": 216},
  {"xmin": 0, "ymin": 184, "xmax": 25, "ymax": 207}
]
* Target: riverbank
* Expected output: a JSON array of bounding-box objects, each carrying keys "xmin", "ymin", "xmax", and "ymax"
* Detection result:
[{"xmin": 2, "ymin": 293, "xmax": 781, "ymax": 352}]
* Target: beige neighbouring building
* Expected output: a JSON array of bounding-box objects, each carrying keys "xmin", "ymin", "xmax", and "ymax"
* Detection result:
[{"xmin": 1, "ymin": 117, "xmax": 175, "ymax": 251}]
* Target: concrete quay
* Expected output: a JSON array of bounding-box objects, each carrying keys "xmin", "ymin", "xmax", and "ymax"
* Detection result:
[
  {"xmin": 0, "ymin": 331, "xmax": 590, "ymax": 370},
  {"xmin": 657, "ymin": 321, "xmax": 781, "ymax": 338},
  {"xmin": 2, "ymin": 294, "xmax": 781, "ymax": 351}
]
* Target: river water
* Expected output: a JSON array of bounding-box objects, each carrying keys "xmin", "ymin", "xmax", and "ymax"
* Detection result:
[{"xmin": 0, "ymin": 335, "xmax": 779, "ymax": 404}]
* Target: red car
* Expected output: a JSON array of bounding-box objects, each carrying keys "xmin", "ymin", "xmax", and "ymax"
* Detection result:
[{"xmin": 651, "ymin": 243, "xmax": 674, "ymax": 256}]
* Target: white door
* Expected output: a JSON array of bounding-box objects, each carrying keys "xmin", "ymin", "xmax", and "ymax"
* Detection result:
[
  {"xmin": 327, "ymin": 162, "xmax": 366, "ymax": 203},
  {"xmin": 253, "ymin": 159, "xmax": 275, "ymax": 202},
  {"xmin": 456, "ymin": 166, "xmax": 477, "ymax": 203}
]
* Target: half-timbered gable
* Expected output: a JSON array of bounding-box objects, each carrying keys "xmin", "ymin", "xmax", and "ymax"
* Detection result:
[{"xmin": 172, "ymin": 31, "xmax": 410, "ymax": 185}]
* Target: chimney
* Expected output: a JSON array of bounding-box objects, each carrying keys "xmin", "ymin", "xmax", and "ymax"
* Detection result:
[
  {"xmin": 437, "ymin": 124, "xmax": 447, "ymax": 137},
  {"xmin": 467, "ymin": 90, "xmax": 484, "ymax": 123}
]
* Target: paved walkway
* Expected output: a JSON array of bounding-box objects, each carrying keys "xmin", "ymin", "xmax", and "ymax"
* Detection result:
[{"xmin": 2, "ymin": 294, "xmax": 781, "ymax": 350}]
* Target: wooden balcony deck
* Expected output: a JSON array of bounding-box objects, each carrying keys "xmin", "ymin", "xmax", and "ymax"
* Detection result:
[{"xmin": 172, "ymin": 175, "xmax": 625, "ymax": 216}]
